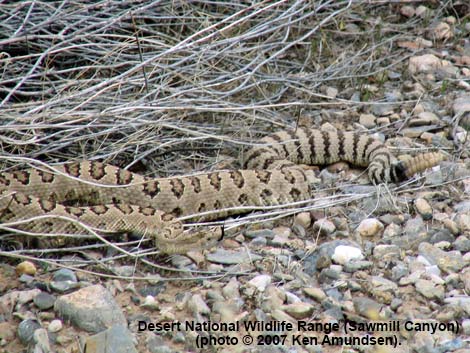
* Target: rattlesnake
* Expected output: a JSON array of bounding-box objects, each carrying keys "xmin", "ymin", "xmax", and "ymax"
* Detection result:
[{"xmin": 0, "ymin": 128, "xmax": 443, "ymax": 254}]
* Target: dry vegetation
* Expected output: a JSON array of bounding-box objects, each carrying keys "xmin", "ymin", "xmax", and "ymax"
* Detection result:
[{"xmin": 1, "ymin": 1, "xmax": 455, "ymax": 169}]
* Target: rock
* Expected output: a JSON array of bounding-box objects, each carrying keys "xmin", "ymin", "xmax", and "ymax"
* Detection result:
[
  {"xmin": 455, "ymin": 236, "xmax": 470, "ymax": 252},
  {"xmin": 18, "ymin": 319, "xmax": 42, "ymax": 345},
  {"xmin": 453, "ymin": 95, "xmax": 470, "ymax": 115},
  {"xmin": 33, "ymin": 328, "xmax": 52, "ymax": 353},
  {"xmin": 48, "ymin": 319, "xmax": 63, "ymax": 333},
  {"xmin": 415, "ymin": 279, "xmax": 445, "ymax": 300},
  {"xmin": 462, "ymin": 319, "xmax": 470, "ymax": 335},
  {"xmin": 141, "ymin": 296, "xmax": 159, "ymax": 311},
  {"xmin": 270, "ymin": 309, "xmax": 297, "ymax": 325},
  {"xmin": 187, "ymin": 294, "xmax": 210, "ymax": 315},
  {"xmin": 356, "ymin": 218, "xmax": 384, "ymax": 237},
  {"xmin": 17, "ymin": 288, "xmax": 41, "ymax": 305},
  {"xmin": 138, "ymin": 283, "xmax": 166, "ymax": 297},
  {"xmin": 400, "ymin": 5, "xmax": 415, "ymax": 17},
  {"xmin": 294, "ymin": 212, "xmax": 311, "ymax": 229},
  {"xmin": 456, "ymin": 213, "xmax": 470, "ymax": 233},
  {"xmin": 206, "ymin": 249, "xmax": 262, "ymax": 265},
  {"xmin": 312, "ymin": 218, "xmax": 336, "ymax": 235},
  {"xmin": 454, "ymin": 201, "xmax": 470, "ymax": 213},
  {"xmin": 371, "ymin": 103, "xmax": 394, "ymax": 116},
  {"xmin": 261, "ymin": 286, "xmax": 285, "ymax": 313},
  {"xmin": 383, "ymin": 223, "xmax": 402, "ymax": 238},
  {"xmin": 34, "ymin": 292, "xmax": 56, "ymax": 310},
  {"xmin": 281, "ymin": 302, "xmax": 314, "ymax": 319},
  {"xmin": 343, "ymin": 260, "xmax": 373, "ymax": 272},
  {"xmin": 442, "ymin": 218, "xmax": 459, "ymax": 235},
  {"xmin": 418, "ymin": 243, "xmax": 465, "ymax": 273},
  {"xmin": 320, "ymin": 265, "xmax": 343, "ymax": 280},
  {"xmin": 16, "ymin": 261, "xmax": 37, "ymax": 276},
  {"xmin": 146, "ymin": 334, "xmax": 171, "ymax": 353},
  {"xmin": 371, "ymin": 276, "xmax": 398, "ymax": 293},
  {"xmin": 410, "ymin": 111, "xmax": 440, "ymax": 126},
  {"xmin": 247, "ymin": 275, "xmax": 272, "ymax": 292},
  {"xmin": 353, "ymin": 297, "xmax": 383, "ymax": 320},
  {"xmin": 0, "ymin": 322, "xmax": 15, "ymax": 343},
  {"xmin": 373, "ymin": 244, "xmax": 401, "ymax": 261},
  {"xmin": 54, "ymin": 284, "xmax": 126, "ymax": 333},
  {"xmin": 331, "ymin": 245, "xmax": 364, "ymax": 265},
  {"xmin": 51, "ymin": 269, "xmax": 79, "ymax": 293},
  {"xmin": 244, "ymin": 229, "xmax": 275, "ymax": 240},
  {"xmin": 303, "ymin": 287, "xmax": 326, "ymax": 302},
  {"xmin": 414, "ymin": 198, "xmax": 433, "ymax": 220},
  {"xmin": 271, "ymin": 226, "xmax": 291, "ymax": 246},
  {"xmin": 359, "ymin": 114, "xmax": 376, "ymax": 128},
  {"xmin": 53, "ymin": 268, "xmax": 77, "ymax": 282},
  {"xmin": 409, "ymin": 54, "xmax": 442, "ymax": 74},
  {"xmin": 392, "ymin": 216, "xmax": 427, "ymax": 249},
  {"xmin": 222, "ymin": 277, "xmax": 240, "ymax": 299},
  {"xmin": 250, "ymin": 236, "xmax": 267, "ymax": 247},
  {"xmin": 391, "ymin": 264, "xmax": 409, "ymax": 281},
  {"xmin": 376, "ymin": 117, "xmax": 390, "ymax": 125},
  {"xmin": 170, "ymin": 255, "xmax": 193, "ymax": 268},
  {"xmin": 83, "ymin": 325, "xmax": 137, "ymax": 353}
]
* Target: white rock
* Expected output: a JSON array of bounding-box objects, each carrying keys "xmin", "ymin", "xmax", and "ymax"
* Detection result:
[
  {"xmin": 409, "ymin": 54, "xmax": 442, "ymax": 74},
  {"xmin": 141, "ymin": 295, "xmax": 159, "ymax": 310},
  {"xmin": 248, "ymin": 275, "xmax": 272, "ymax": 292},
  {"xmin": 48, "ymin": 319, "xmax": 63, "ymax": 333},
  {"xmin": 356, "ymin": 218, "xmax": 384, "ymax": 237},
  {"xmin": 332, "ymin": 245, "xmax": 364, "ymax": 265}
]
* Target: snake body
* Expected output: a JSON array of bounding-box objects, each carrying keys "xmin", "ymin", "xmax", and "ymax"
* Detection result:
[{"xmin": 0, "ymin": 128, "xmax": 443, "ymax": 253}]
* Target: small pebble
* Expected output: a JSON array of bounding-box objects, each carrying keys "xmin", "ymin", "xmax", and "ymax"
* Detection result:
[
  {"xmin": 141, "ymin": 295, "xmax": 159, "ymax": 310},
  {"xmin": 16, "ymin": 261, "xmax": 37, "ymax": 276},
  {"xmin": 187, "ymin": 294, "xmax": 210, "ymax": 315},
  {"xmin": 415, "ymin": 279, "xmax": 445, "ymax": 300},
  {"xmin": 359, "ymin": 114, "xmax": 376, "ymax": 128},
  {"xmin": 281, "ymin": 302, "xmax": 314, "ymax": 320},
  {"xmin": 356, "ymin": 218, "xmax": 384, "ymax": 237},
  {"xmin": 52, "ymin": 268, "xmax": 77, "ymax": 282},
  {"xmin": 17, "ymin": 319, "xmax": 41, "ymax": 345},
  {"xmin": 332, "ymin": 245, "xmax": 364, "ymax": 265},
  {"xmin": 248, "ymin": 275, "xmax": 272, "ymax": 292},
  {"xmin": 48, "ymin": 320, "xmax": 63, "ymax": 333},
  {"xmin": 34, "ymin": 292, "xmax": 56, "ymax": 310},
  {"xmin": 414, "ymin": 198, "xmax": 433, "ymax": 220},
  {"xmin": 313, "ymin": 218, "xmax": 336, "ymax": 235},
  {"xmin": 303, "ymin": 287, "xmax": 327, "ymax": 302},
  {"xmin": 294, "ymin": 212, "xmax": 311, "ymax": 229}
]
